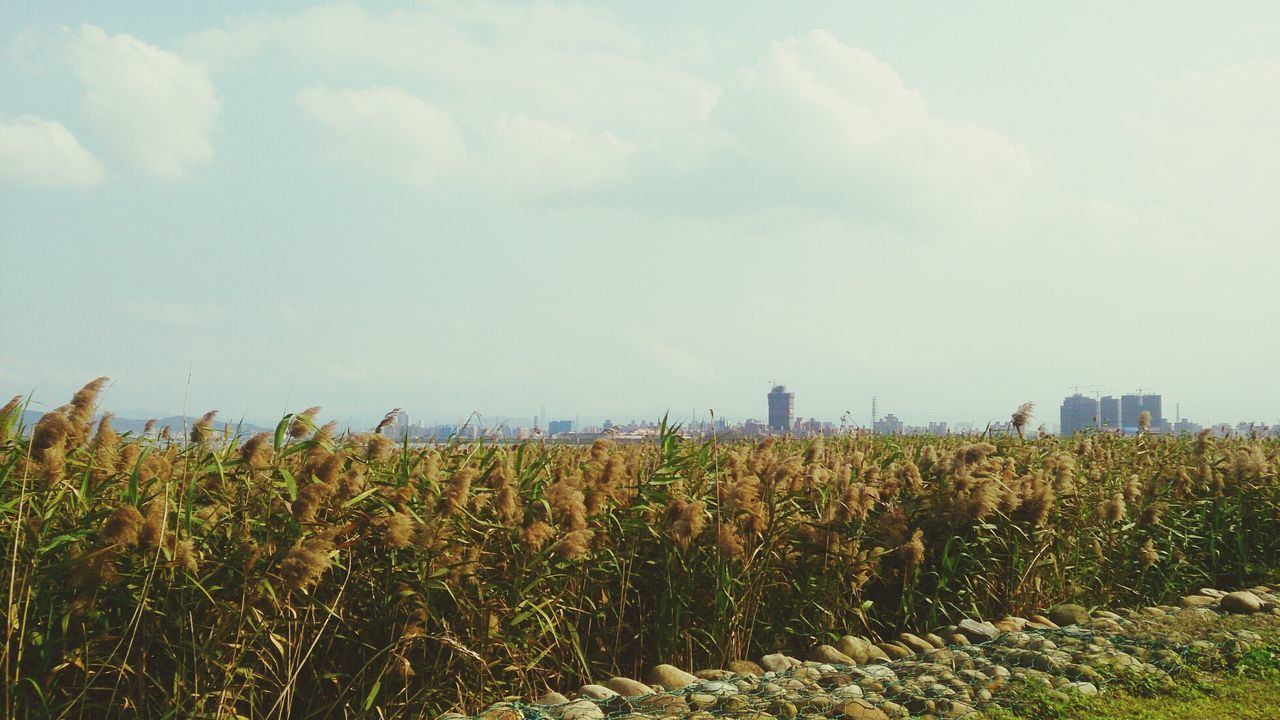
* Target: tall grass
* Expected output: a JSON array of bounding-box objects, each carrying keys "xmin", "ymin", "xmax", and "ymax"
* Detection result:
[{"xmin": 1, "ymin": 381, "xmax": 1277, "ymax": 718}]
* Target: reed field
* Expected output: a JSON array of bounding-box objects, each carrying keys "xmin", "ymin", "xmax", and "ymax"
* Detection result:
[{"xmin": 1, "ymin": 379, "xmax": 1278, "ymax": 718}]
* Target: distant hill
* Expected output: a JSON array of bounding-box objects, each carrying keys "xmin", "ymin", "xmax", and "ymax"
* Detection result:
[{"xmin": 16, "ymin": 410, "xmax": 271, "ymax": 438}]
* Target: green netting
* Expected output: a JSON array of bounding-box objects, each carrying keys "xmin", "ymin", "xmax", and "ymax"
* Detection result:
[{"xmin": 462, "ymin": 613, "xmax": 1265, "ymax": 720}]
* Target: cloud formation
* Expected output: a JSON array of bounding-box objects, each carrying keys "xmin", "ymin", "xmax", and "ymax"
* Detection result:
[
  {"xmin": 298, "ymin": 85, "xmax": 466, "ymax": 188},
  {"xmin": 0, "ymin": 114, "xmax": 105, "ymax": 188},
  {"xmin": 67, "ymin": 24, "xmax": 220, "ymax": 178},
  {"xmin": 707, "ymin": 31, "xmax": 1031, "ymax": 224}
]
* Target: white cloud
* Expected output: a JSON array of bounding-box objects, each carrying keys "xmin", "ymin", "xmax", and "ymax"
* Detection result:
[
  {"xmin": 67, "ymin": 24, "xmax": 220, "ymax": 178},
  {"xmin": 707, "ymin": 31, "xmax": 1031, "ymax": 225},
  {"xmin": 485, "ymin": 115, "xmax": 632, "ymax": 198},
  {"xmin": 0, "ymin": 114, "xmax": 105, "ymax": 188},
  {"xmin": 298, "ymin": 85, "xmax": 466, "ymax": 188}
]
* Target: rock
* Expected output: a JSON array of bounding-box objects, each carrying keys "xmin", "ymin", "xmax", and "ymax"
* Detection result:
[
  {"xmin": 1199, "ymin": 587, "xmax": 1227, "ymax": 598},
  {"xmin": 1179, "ymin": 594, "xmax": 1219, "ymax": 609},
  {"xmin": 646, "ymin": 664, "xmax": 697, "ymax": 690},
  {"xmin": 898, "ymin": 633, "xmax": 935, "ymax": 654},
  {"xmin": 838, "ymin": 635, "xmax": 889, "ymax": 664},
  {"xmin": 602, "ymin": 677, "xmax": 652, "ymax": 697},
  {"xmin": 1000, "ymin": 616, "xmax": 1028, "ymax": 631},
  {"xmin": 1221, "ymin": 591, "xmax": 1263, "ymax": 614},
  {"xmin": 728, "ymin": 660, "xmax": 765, "ymax": 676},
  {"xmin": 482, "ymin": 706, "xmax": 524, "ymax": 720},
  {"xmin": 1029, "ymin": 614, "xmax": 1060, "ymax": 629},
  {"xmin": 537, "ymin": 691, "xmax": 571, "ymax": 706},
  {"xmin": 559, "ymin": 699, "xmax": 604, "ymax": 720},
  {"xmin": 878, "ymin": 702, "xmax": 908, "ymax": 719},
  {"xmin": 760, "ymin": 653, "xmax": 794, "ymax": 673},
  {"xmin": 694, "ymin": 669, "xmax": 732, "ymax": 681},
  {"xmin": 947, "ymin": 634, "xmax": 971, "ymax": 646},
  {"xmin": 811, "ymin": 644, "xmax": 856, "ymax": 665},
  {"xmin": 924, "ymin": 633, "xmax": 948, "ymax": 649},
  {"xmin": 957, "ymin": 619, "xmax": 999, "ymax": 643},
  {"xmin": 577, "ymin": 685, "xmax": 619, "ymax": 700},
  {"xmin": 840, "ymin": 699, "xmax": 890, "ymax": 720},
  {"xmin": 1047, "ymin": 604, "xmax": 1091, "ymax": 626},
  {"xmin": 875, "ymin": 642, "xmax": 914, "ymax": 660}
]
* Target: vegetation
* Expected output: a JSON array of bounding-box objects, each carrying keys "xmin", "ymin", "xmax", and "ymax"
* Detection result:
[{"xmin": 2, "ymin": 379, "xmax": 1278, "ymax": 718}]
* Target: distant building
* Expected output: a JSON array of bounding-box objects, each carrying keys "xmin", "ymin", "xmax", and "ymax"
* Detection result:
[
  {"xmin": 1100, "ymin": 396, "xmax": 1120, "ymax": 428},
  {"xmin": 767, "ymin": 385, "xmax": 794, "ymax": 432},
  {"xmin": 1172, "ymin": 418, "xmax": 1203, "ymax": 435},
  {"xmin": 548, "ymin": 419, "xmax": 574, "ymax": 435},
  {"xmin": 1060, "ymin": 394, "xmax": 1099, "ymax": 436},
  {"xmin": 927, "ymin": 421, "xmax": 949, "ymax": 435},
  {"xmin": 1121, "ymin": 393, "xmax": 1165, "ymax": 432},
  {"xmin": 873, "ymin": 413, "xmax": 904, "ymax": 434}
]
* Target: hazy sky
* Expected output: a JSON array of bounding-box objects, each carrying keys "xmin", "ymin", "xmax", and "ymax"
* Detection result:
[{"xmin": 2, "ymin": 1, "xmax": 1278, "ymax": 428}]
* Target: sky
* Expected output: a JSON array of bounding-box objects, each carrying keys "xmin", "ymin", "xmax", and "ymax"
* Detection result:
[{"xmin": 2, "ymin": 1, "xmax": 1278, "ymax": 429}]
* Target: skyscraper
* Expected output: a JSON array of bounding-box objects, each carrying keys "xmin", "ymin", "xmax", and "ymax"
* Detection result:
[
  {"xmin": 1059, "ymin": 394, "xmax": 1099, "ymax": 436},
  {"xmin": 1100, "ymin": 396, "xmax": 1120, "ymax": 428},
  {"xmin": 1121, "ymin": 393, "xmax": 1165, "ymax": 432},
  {"xmin": 767, "ymin": 385, "xmax": 794, "ymax": 432}
]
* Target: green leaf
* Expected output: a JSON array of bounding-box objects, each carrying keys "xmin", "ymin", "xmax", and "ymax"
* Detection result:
[
  {"xmin": 280, "ymin": 467, "xmax": 298, "ymax": 502},
  {"xmin": 363, "ymin": 679, "xmax": 381, "ymax": 710}
]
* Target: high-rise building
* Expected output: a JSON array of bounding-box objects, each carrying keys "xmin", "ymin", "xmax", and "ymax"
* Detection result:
[
  {"xmin": 873, "ymin": 414, "xmax": 904, "ymax": 434},
  {"xmin": 1121, "ymin": 393, "xmax": 1164, "ymax": 431},
  {"xmin": 1100, "ymin": 396, "xmax": 1120, "ymax": 428},
  {"xmin": 1059, "ymin": 394, "xmax": 1099, "ymax": 436},
  {"xmin": 548, "ymin": 419, "xmax": 574, "ymax": 435},
  {"xmin": 767, "ymin": 385, "xmax": 794, "ymax": 432}
]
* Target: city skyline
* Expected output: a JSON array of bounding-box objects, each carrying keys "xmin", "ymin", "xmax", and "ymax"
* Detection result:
[{"xmin": 8, "ymin": 378, "xmax": 1274, "ymax": 437}]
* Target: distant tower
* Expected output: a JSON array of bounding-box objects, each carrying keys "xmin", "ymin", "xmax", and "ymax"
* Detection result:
[{"xmin": 767, "ymin": 385, "xmax": 794, "ymax": 432}]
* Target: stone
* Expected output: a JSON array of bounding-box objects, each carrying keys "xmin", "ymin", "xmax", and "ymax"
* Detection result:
[
  {"xmin": 602, "ymin": 677, "xmax": 653, "ymax": 697},
  {"xmin": 559, "ymin": 700, "xmax": 604, "ymax": 720},
  {"xmin": 1179, "ymin": 594, "xmax": 1219, "ymax": 609},
  {"xmin": 811, "ymin": 644, "xmax": 856, "ymax": 665},
  {"xmin": 646, "ymin": 664, "xmax": 697, "ymax": 690},
  {"xmin": 837, "ymin": 636, "xmax": 880, "ymax": 664},
  {"xmin": 728, "ymin": 659, "xmax": 764, "ymax": 676},
  {"xmin": 1029, "ymin": 614, "xmax": 1060, "ymax": 629},
  {"xmin": 878, "ymin": 702, "xmax": 908, "ymax": 719},
  {"xmin": 694, "ymin": 669, "xmax": 732, "ymax": 681},
  {"xmin": 577, "ymin": 685, "xmax": 619, "ymax": 700},
  {"xmin": 1199, "ymin": 587, "xmax": 1227, "ymax": 598},
  {"xmin": 947, "ymin": 634, "xmax": 971, "ymax": 646},
  {"xmin": 760, "ymin": 653, "xmax": 794, "ymax": 673},
  {"xmin": 1047, "ymin": 604, "xmax": 1091, "ymax": 626},
  {"xmin": 840, "ymin": 699, "xmax": 890, "ymax": 720},
  {"xmin": 875, "ymin": 642, "xmax": 914, "ymax": 660},
  {"xmin": 537, "ymin": 691, "xmax": 571, "ymax": 706},
  {"xmin": 482, "ymin": 706, "xmax": 524, "ymax": 720},
  {"xmin": 999, "ymin": 616, "xmax": 1028, "ymax": 631},
  {"xmin": 687, "ymin": 693, "xmax": 717, "ymax": 710},
  {"xmin": 957, "ymin": 619, "xmax": 999, "ymax": 643},
  {"xmin": 924, "ymin": 633, "xmax": 948, "ymax": 649},
  {"xmin": 1221, "ymin": 591, "xmax": 1263, "ymax": 614},
  {"xmin": 898, "ymin": 633, "xmax": 935, "ymax": 654}
]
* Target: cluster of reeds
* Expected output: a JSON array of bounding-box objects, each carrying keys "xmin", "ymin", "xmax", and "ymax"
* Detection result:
[{"xmin": 2, "ymin": 380, "xmax": 1278, "ymax": 718}]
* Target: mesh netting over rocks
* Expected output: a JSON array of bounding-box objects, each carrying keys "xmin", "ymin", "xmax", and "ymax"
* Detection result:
[{"xmin": 454, "ymin": 586, "xmax": 1279, "ymax": 720}]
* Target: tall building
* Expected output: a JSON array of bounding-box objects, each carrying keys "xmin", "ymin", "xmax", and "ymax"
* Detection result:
[
  {"xmin": 767, "ymin": 385, "xmax": 794, "ymax": 432},
  {"xmin": 1121, "ymin": 393, "xmax": 1164, "ymax": 431},
  {"xmin": 1100, "ymin": 396, "xmax": 1120, "ymax": 428},
  {"xmin": 1059, "ymin": 394, "xmax": 1099, "ymax": 436},
  {"xmin": 548, "ymin": 419, "xmax": 574, "ymax": 435},
  {"xmin": 873, "ymin": 414, "xmax": 904, "ymax": 434}
]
